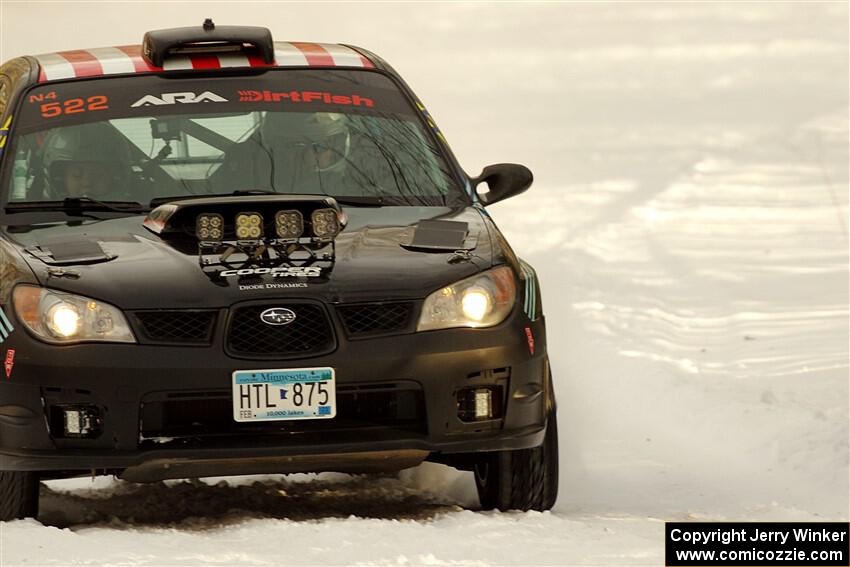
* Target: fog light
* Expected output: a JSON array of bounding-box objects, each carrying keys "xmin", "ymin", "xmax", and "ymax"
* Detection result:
[
  {"xmin": 474, "ymin": 389, "xmax": 492, "ymax": 419},
  {"xmin": 64, "ymin": 409, "xmax": 82, "ymax": 434},
  {"xmin": 196, "ymin": 213, "xmax": 224, "ymax": 241},
  {"xmin": 311, "ymin": 208, "xmax": 340, "ymax": 239},
  {"xmin": 457, "ymin": 387, "xmax": 501, "ymax": 422},
  {"xmin": 275, "ymin": 210, "xmax": 304, "ymax": 239},
  {"xmin": 61, "ymin": 406, "xmax": 101, "ymax": 438},
  {"xmin": 235, "ymin": 212, "xmax": 263, "ymax": 239}
]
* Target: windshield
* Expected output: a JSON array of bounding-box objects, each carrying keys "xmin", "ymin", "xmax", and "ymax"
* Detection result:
[{"xmin": 3, "ymin": 70, "xmax": 465, "ymax": 208}]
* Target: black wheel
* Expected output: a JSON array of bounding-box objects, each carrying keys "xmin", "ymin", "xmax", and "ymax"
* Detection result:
[
  {"xmin": 475, "ymin": 411, "xmax": 559, "ymax": 512},
  {"xmin": 0, "ymin": 471, "xmax": 39, "ymax": 521}
]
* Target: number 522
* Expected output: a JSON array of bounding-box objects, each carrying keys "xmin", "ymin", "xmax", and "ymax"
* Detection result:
[{"xmin": 41, "ymin": 96, "xmax": 108, "ymax": 118}]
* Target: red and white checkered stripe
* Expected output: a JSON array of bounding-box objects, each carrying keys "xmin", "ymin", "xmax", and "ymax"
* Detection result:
[{"xmin": 34, "ymin": 42, "xmax": 374, "ymax": 83}]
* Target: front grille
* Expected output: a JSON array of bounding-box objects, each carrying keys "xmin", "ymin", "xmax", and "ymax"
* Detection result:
[
  {"xmin": 132, "ymin": 311, "xmax": 217, "ymax": 344},
  {"xmin": 227, "ymin": 303, "xmax": 334, "ymax": 358},
  {"xmin": 337, "ymin": 302, "xmax": 415, "ymax": 338},
  {"xmin": 140, "ymin": 382, "xmax": 426, "ymax": 438}
]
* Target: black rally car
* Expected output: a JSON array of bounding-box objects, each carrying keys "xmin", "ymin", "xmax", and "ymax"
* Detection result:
[{"xmin": 0, "ymin": 22, "xmax": 557, "ymax": 520}]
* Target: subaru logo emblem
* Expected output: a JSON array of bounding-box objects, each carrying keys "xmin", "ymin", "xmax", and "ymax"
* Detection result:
[{"xmin": 260, "ymin": 307, "xmax": 297, "ymax": 326}]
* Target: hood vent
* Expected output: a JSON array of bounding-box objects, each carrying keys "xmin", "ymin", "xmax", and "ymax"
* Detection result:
[
  {"xmin": 399, "ymin": 220, "xmax": 477, "ymax": 252},
  {"xmin": 25, "ymin": 239, "xmax": 115, "ymax": 266}
]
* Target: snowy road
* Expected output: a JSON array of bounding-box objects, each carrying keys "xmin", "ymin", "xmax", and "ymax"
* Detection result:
[
  {"xmin": 5, "ymin": 473, "xmax": 666, "ymax": 566},
  {"xmin": 0, "ymin": 2, "xmax": 847, "ymax": 565}
]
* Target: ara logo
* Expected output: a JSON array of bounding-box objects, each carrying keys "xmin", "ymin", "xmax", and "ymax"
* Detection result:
[
  {"xmin": 260, "ymin": 308, "xmax": 297, "ymax": 326},
  {"xmin": 131, "ymin": 91, "xmax": 228, "ymax": 108}
]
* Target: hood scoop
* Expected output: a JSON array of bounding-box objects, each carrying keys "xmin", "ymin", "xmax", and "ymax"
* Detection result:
[
  {"xmin": 25, "ymin": 239, "xmax": 116, "ymax": 266},
  {"xmin": 399, "ymin": 220, "xmax": 478, "ymax": 252}
]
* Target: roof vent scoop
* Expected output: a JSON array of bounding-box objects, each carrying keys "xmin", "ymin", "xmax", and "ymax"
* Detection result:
[{"xmin": 142, "ymin": 20, "xmax": 275, "ymax": 67}]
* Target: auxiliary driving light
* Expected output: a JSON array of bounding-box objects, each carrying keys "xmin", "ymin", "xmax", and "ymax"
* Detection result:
[
  {"xmin": 235, "ymin": 212, "xmax": 264, "ymax": 239},
  {"xmin": 311, "ymin": 208, "xmax": 340, "ymax": 239},
  {"xmin": 196, "ymin": 213, "xmax": 224, "ymax": 241},
  {"xmin": 275, "ymin": 210, "xmax": 304, "ymax": 239}
]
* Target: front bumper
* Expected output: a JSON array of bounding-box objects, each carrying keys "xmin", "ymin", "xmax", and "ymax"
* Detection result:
[{"xmin": 0, "ymin": 306, "xmax": 548, "ymax": 478}]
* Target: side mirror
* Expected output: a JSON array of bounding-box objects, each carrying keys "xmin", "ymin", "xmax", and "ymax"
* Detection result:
[{"xmin": 472, "ymin": 163, "xmax": 533, "ymax": 206}]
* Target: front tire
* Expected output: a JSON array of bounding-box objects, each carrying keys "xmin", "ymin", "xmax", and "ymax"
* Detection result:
[
  {"xmin": 475, "ymin": 411, "xmax": 559, "ymax": 511},
  {"xmin": 0, "ymin": 471, "xmax": 39, "ymax": 521}
]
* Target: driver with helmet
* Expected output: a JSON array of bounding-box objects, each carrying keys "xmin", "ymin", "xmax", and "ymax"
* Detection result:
[
  {"xmin": 264, "ymin": 111, "xmax": 350, "ymax": 175},
  {"xmin": 39, "ymin": 123, "xmax": 133, "ymax": 200},
  {"xmin": 213, "ymin": 111, "xmax": 356, "ymax": 194}
]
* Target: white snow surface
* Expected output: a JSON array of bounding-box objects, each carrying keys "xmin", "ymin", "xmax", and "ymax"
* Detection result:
[{"xmin": 0, "ymin": 3, "xmax": 848, "ymax": 566}]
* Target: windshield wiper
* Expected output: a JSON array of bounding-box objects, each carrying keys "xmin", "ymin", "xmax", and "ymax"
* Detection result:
[
  {"xmin": 6, "ymin": 198, "xmax": 148, "ymax": 214},
  {"xmin": 62, "ymin": 197, "xmax": 148, "ymax": 212},
  {"xmin": 150, "ymin": 190, "xmax": 280, "ymax": 207},
  {"xmin": 231, "ymin": 189, "xmax": 280, "ymax": 197},
  {"xmin": 331, "ymin": 195, "xmax": 386, "ymax": 207},
  {"xmin": 149, "ymin": 191, "xmax": 387, "ymax": 208}
]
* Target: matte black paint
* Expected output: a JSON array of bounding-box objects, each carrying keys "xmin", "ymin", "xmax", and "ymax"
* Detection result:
[
  {"xmin": 5, "ymin": 207, "xmax": 495, "ymax": 308},
  {"xmin": 0, "ymin": 45, "xmax": 549, "ymax": 480}
]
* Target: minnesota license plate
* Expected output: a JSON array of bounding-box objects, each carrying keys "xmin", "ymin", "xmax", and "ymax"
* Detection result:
[{"xmin": 232, "ymin": 367, "xmax": 336, "ymax": 422}]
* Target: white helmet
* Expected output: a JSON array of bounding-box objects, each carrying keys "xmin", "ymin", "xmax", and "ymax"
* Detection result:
[{"xmin": 260, "ymin": 112, "xmax": 351, "ymax": 173}]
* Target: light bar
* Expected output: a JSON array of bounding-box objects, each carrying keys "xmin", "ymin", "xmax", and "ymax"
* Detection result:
[
  {"xmin": 196, "ymin": 213, "xmax": 224, "ymax": 241},
  {"xmin": 275, "ymin": 210, "xmax": 304, "ymax": 239},
  {"xmin": 235, "ymin": 212, "xmax": 263, "ymax": 239},
  {"xmin": 311, "ymin": 208, "xmax": 340, "ymax": 239}
]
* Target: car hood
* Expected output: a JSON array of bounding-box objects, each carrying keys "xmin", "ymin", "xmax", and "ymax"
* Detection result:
[{"xmin": 5, "ymin": 206, "xmax": 499, "ymax": 309}]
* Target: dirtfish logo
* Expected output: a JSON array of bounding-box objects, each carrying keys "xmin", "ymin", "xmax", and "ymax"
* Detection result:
[{"xmin": 131, "ymin": 91, "xmax": 228, "ymax": 107}]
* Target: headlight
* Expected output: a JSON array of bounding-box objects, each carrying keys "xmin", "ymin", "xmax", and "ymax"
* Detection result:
[
  {"xmin": 13, "ymin": 285, "xmax": 136, "ymax": 344},
  {"xmin": 417, "ymin": 266, "xmax": 516, "ymax": 331}
]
